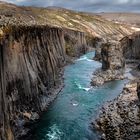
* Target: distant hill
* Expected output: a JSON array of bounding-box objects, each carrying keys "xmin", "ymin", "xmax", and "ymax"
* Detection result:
[
  {"xmin": 0, "ymin": 1, "xmax": 137, "ymax": 40},
  {"xmin": 98, "ymin": 13, "xmax": 140, "ymax": 27}
]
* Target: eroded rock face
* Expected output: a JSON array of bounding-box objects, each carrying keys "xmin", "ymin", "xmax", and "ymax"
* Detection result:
[
  {"xmin": 101, "ymin": 41, "xmax": 125, "ymax": 70},
  {"xmin": 0, "ymin": 26, "xmax": 90, "ymax": 140},
  {"xmin": 91, "ymin": 41, "xmax": 125, "ymax": 86},
  {"xmin": 92, "ymin": 32, "xmax": 140, "ymax": 139},
  {"xmin": 64, "ymin": 29, "xmax": 87, "ymax": 57},
  {"xmin": 93, "ymin": 38, "xmax": 104, "ymax": 61},
  {"xmin": 0, "ymin": 26, "xmax": 66, "ymax": 140},
  {"xmin": 92, "ymin": 31, "xmax": 140, "ymax": 86},
  {"xmin": 94, "ymin": 82, "xmax": 140, "ymax": 140},
  {"xmin": 137, "ymin": 82, "xmax": 140, "ymax": 100},
  {"xmin": 121, "ymin": 32, "xmax": 140, "ymax": 60}
]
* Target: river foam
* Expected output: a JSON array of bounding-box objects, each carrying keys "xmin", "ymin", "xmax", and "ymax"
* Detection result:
[
  {"xmin": 74, "ymin": 81, "xmax": 91, "ymax": 91},
  {"xmin": 45, "ymin": 124, "xmax": 63, "ymax": 140},
  {"xmin": 76, "ymin": 56, "xmax": 93, "ymax": 62}
]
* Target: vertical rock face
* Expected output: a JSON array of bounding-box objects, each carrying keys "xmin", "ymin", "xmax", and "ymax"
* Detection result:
[
  {"xmin": 121, "ymin": 32, "xmax": 140, "ymax": 59},
  {"xmin": 94, "ymin": 38, "xmax": 103, "ymax": 61},
  {"xmin": 0, "ymin": 26, "xmax": 90, "ymax": 140},
  {"xmin": 121, "ymin": 33, "xmax": 140, "ymax": 103},
  {"xmin": 0, "ymin": 26, "xmax": 66, "ymax": 140},
  {"xmin": 95, "ymin": 31, "xmax": 140, "ymax": 73},
  {"xmin": 92, "ymin": 31, "xmax": 140, "ymax": 86},
  {"xmin": 101, "ymin": 41, "xmax": 125, "ymax": 71},
  {"xmin": 0, "ymin": 41, "xmax": 14, "ymax": 140},
  {"xmin": 91, "ymin": 41, "xmax": 125, "ymax": 86},
  {"xmin": 64, "ymin": 29, "xmax": 87, "ymax": 57},
  {"xmin": 137, "ymin": 82, "xmax": 140, "ymax": 100}
]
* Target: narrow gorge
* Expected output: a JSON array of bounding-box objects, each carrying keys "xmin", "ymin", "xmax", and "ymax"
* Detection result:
[
  {"xmin": 0, "ymin": 25, "xmax": 91, "ymax": 140},
  {"xmin": 0, "ymin": 1, "xmax": 140, "ymax": 140}
]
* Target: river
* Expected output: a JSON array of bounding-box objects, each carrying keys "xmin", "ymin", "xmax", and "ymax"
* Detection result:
[{"xmin": 29, "ymin": 51, "xmax": 126, "ymax": 140}]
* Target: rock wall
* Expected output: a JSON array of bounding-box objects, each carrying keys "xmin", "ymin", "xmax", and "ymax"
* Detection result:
[
  {"xmin": 92, "ymin": 32, "xmax": 140, "ymax": 86},
  {"xmin": 101, "ymin": 41, "xmax": 125, "ymax": 70},
  {"xmin": 0, "ymin": 26, "xmax": 90, "ymax": 140},
  {"xmin": 137, "ymin": 81, "xmax": 140, "ymax": 100},
  {"xmin": 64, "ymin": 29, "xmax": 87, "ymax": 57},
  {"xmin": 94, "ymin": 31, "xmax": 140, "ymax": 72},
  {"xmin": 121, "ymin": 32, "xmax": 140, "ymax": 101},
  {"xmin": 121, "ymin": 32, "xmax": 140, "ymax": 60},
  {"xmin": 91, "ymin": 41, "xmax": 125, "ymax": 86},
  {"xmin": 93, "ymin": 38, "xmax": 103, "ymax": 61}
]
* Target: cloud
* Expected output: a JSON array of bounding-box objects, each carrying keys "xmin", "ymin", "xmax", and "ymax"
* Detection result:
[
  {"xmin": 1, "ymin": 0, "xmax": 140, "ymax": 12},
  {"xmin": 16, "ymin": 0, "xmax": 27, "ymax": 2}
]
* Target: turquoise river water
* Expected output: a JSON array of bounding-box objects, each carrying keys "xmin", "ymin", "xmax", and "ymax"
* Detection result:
[{"xmin": 29, "ymin": 52, "xmax": 126, "ymax": 140}]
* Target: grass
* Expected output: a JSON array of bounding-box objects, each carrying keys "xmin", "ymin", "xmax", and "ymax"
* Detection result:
[{"xmin": 0, "ymin": 2, "xmax": 135, "ymax": 40}]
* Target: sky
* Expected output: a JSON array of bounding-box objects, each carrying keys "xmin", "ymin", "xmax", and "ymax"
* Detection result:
[{"xmin": 1, "ymin": 0, "xmax": 140, "ymax": 12}]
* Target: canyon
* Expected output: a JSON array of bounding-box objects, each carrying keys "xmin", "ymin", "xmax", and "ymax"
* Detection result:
[
  {"xmin": 0, "ymin": 26, "xmax": 89, "ymax": 140},
  {"xmin": 0, "ymin": 1, "xmax": 140, "ymax": 140}
]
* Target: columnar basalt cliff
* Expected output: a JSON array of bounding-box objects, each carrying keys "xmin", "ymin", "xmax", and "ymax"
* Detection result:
[
  {"xmin": 0, "ymin": 25, "xmax": 90, "ymax": 140},
  {"xmin": 0, "ymin": 26, "xmax": 65, "ymax": 140},
  {"xmin": 121, "ymin": 31, "xmax": 140, "ymax": 60},
  {"xmin": 99, "ymin": 31, "xmax": 140, "ymax": 72},
  {"xmin": 92, "ymin": 31, "xmax": 140, "ymax": 86},
  {"xmin": 93, "ymin": 32, "xmax": 140, "ymax": 139},
  {"xmin": 101, "ymin": 41, "xmax": 125, "ymax": 70},
  {"xmin": 64, "ymin": 29, "xmax": 87, "ymax": 57},
  {"xmin": 91, "ymin": 40, "xmax": 125, "ymax": 86}
]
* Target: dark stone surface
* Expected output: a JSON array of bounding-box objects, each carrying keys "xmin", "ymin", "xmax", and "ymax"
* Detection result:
[
  {"xmin": 137, "ymin": 82, "xmax": 140, "ymax": 100},
  {"xmin": 94, "ymin": 82, "xmax": 140, "ymax": 140},
  {"xmin": 0, "ymin": 26, "xmax": 90, "ymax": 140}
]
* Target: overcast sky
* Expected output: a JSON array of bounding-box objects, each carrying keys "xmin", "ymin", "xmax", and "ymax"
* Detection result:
[{"xmin": 2, "ymin": 0, "xmax": 140, "ymax": 12}]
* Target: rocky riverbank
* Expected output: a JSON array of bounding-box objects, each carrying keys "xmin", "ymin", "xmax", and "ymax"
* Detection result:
[
  {"xmin": 91, "ymin": 30, "xmax": 140, "ymax": 139},
  {"xmin": 91, "ymin": 69, "xmax": 124, "ymax": 86},
  {"xmin": 93, "ymin": 81, "xmax": 140, "ymax": 140},
  {"xmin": 91, "ymin": 56, "xmax": 140, "ymax": 139}
]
